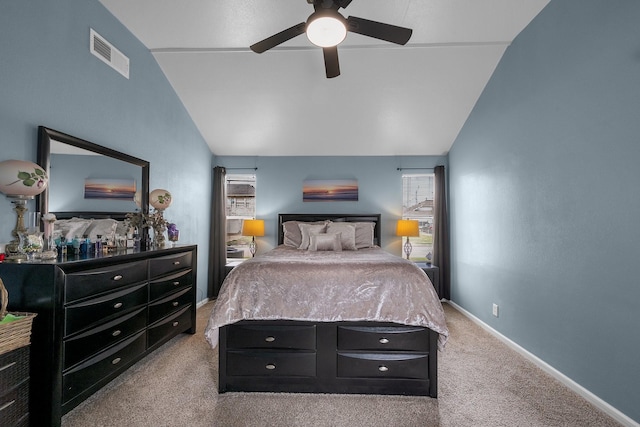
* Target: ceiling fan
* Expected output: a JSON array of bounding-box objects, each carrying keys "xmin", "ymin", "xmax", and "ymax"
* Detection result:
[{"xmin": 250, "ymin": 0, "xmax": 413, "ymax": 78}]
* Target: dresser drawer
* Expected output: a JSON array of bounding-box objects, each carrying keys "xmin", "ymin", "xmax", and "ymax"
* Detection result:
[
  {"xmin": 227, "ymin": 324, "xmax": 316, "ymax": 350},
  {"xmin": 149, "ymin": 269, "xmax": 192, "ymax": 301},
  {"xmin": 65, "ymin": 260, "xmax": 148, "ymax": 303},
  {"xmin": 147, "ymin": 305, "xmax": 192, "ymax": 348},
  {"xmin": 0, "ymin": 377, "xmax": 29, "ymax": 427},
  {"xmin": 63, "ymin": 307, "xmax": 147, "ymax": 370},
  {"xmin": 337, "ymin": 325, "xmax": 430, "ymax": 352},
  {"xmin": 226, "ymin": 350, "xmax": 316, "ymax": 377},
  {"xmin": 337, "ymin": 352, "xmax": 429, "ymax": 379},
  {"xmin": 65, "ymin": 283, "xmax": 148, "ymax": 336},
  {"xmin": 62, "ymin": 331, "xmax": 146, "ymax": 404},
  {"xmin": 148, "ymin": 287, "xmax": 193, "ymax": 324},
  {"xmin": 0, "ymin": 346, "xmax": 29, "ymax": 392},
  {"xmin": 149, "ymin": 251, "xmax": 192, "ymax": 278}
]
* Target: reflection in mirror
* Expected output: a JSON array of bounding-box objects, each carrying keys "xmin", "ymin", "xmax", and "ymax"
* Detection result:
[
  {"xmin": 37, "ymin": 126, "xmax": 149, "ymax": 217},
  {"xmin": 49, "ymin": 141, "xmax": 141, "ymax": 212}
]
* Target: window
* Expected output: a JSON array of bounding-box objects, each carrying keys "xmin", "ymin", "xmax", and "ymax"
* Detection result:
[
  {"xmin": 226, "ymin": 174, "xmax": 256, "ymax": 258},
  {"xmin": 402, "ymin": 173, "xmax": 434, "ymax": 261}
]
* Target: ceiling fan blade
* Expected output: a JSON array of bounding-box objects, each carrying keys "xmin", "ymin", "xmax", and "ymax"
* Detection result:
[
  {"xmin": 323, "ymin": 46, "xmax": 340, "ymax": 78},
  {"xmin": 347, "ymin": 16, "xmax": 412, "ymax": 45},
  {"xmin": 250, "ymin": 22, "xmax": 306, "ymax": 53},
  {"xmin": 337, "ymin": 0, "xmax": 353, "ymax": 8}
]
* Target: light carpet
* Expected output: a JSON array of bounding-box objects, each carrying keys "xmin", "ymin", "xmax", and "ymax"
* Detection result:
[{"xmin": 61, "ymin": 302, "xmax": 621, "ymax": 427}]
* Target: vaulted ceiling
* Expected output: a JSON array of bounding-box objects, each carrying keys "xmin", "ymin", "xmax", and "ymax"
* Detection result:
[{"xmin": 99, "ymin": 0, "xmax": 549, "ymax": 156}]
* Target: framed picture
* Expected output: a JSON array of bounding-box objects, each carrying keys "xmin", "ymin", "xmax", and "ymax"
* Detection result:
[
  {"xmin": 303, "ymin": 179, "xmax": 358, "ymax": 202},
  {"xmin": 84, "ymin": 178, "xmax": 136, "ymax": 200}
]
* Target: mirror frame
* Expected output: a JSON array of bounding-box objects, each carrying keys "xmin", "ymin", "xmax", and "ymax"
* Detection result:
[{"xmin": 36, "ymin": 126, "xmax": 150, "ymax": 218}]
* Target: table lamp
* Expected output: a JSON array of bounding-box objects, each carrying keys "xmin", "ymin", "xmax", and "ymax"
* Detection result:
[
  {"xmin": 396, "ymin": 219, "xmax": 419, "ymax": 260},
  {"xmin": 0, "ymin": 160, "xmax": 48, "ymax": 257},
  {"xmin": 242, "ymin": 219, "xmax": 264, "ymax": 257}
]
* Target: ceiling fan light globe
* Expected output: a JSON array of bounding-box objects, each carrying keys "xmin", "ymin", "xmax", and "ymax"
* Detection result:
[{"xmin": 306, "ymin": 16, "xmax": 347, "ymax": 47}]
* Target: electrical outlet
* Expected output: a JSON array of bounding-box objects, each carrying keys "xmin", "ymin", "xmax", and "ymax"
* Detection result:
[{"xmin": 492, "ymin": 303, "xmax": 499, "ymax": 317}]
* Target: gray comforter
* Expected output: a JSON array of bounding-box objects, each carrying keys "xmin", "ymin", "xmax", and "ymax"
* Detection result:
[{"xmin": 205, "ymin": 245, "xmax": 449, "ymax": 349}]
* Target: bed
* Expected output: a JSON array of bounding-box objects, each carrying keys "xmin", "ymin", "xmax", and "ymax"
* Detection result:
[{"xmin": 205, "ymin": 213, "xmax": 448, "ymax": 397}]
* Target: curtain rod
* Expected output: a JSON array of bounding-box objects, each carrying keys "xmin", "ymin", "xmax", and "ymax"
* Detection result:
[
  {"xmin": 397, "ymin": 167, "xmax": 435, "ymax": 171},
  {"xmin": 223, "ymin": 167, "xmax": 258, "ymax": 171}
]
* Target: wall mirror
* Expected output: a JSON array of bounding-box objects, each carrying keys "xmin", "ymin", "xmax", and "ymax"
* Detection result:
[{"xmin": 37, "ymin": 126, "xmax": 149, "ymax": 218}]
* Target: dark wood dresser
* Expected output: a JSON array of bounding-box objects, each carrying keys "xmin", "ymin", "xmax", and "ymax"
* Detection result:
[{"xmin": 0, "ymin": 245, "xmax": 197, "ymax": 427}]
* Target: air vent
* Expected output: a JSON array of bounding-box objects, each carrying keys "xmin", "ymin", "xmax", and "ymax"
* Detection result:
[{"xmin": 90, "ymin": 28, "xmax": 129, "ymax": 79}]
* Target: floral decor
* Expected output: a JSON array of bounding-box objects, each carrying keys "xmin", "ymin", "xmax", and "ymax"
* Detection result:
[{"xmin": 146, "ymin": 209, "xmax": 168, "ymax": 247}]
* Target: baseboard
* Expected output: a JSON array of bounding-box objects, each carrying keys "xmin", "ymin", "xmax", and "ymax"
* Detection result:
[
  {"xmin": 446, "ymin": 300, "xmax": 639, "ymax": 427},
  {"xmin": 196, "ymin": 298, "xmax": 211, "ymax": 309}
]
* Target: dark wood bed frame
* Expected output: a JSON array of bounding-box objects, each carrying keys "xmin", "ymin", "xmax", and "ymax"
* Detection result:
[{"xmin": 218, "ymin": 213, "xmax": 439, "ymax": 397}]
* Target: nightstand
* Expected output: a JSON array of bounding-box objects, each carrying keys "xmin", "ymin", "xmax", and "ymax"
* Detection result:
[{"xmin": 414, "ymin": 263, "xmax": 440, "ymax": 298}]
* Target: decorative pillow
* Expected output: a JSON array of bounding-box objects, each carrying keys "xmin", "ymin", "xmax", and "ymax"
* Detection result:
[
  {"xmin": 326, "ymin": 222, "xmax": 357, "ymax": 250},
  {"xmin": 298, "ymin": 223, "xmax": 327, "ymax": 250},
  {"xmin": 282, "ymin": 220, "xmax": 326, "ymax": 248},
  {"xmin": 354, "ymin": 222, "xmax": 376, "ymax": 248},
  {"xmin": 84, "ymin": 218, "xmax": 119, "ymax": 241},
  {"xmin": 309, "ymin": 232, "xmax": 342, "ymax": 252},
  {"xmin": 54, "ymin": 218, "xmax": 92, "ymax": 241}
]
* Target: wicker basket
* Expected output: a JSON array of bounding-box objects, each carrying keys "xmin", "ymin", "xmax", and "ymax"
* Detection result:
[{"xmin": 0, "ymin": 278, "xmax": 37, "ymax": 356}]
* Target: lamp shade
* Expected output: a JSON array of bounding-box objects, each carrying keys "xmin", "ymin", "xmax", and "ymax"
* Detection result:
[
  {"xmin": 149, "ymin": 188, "xmax": 172, "ymax": 210},
  {"xmin": 396, "ymin": 219, "xmax": 419, "ymax": 237},
  {"xmin": 0, "ymin": 159, "xmax": 48, "ymax": 197},
  {"xmin": 306, "ymin": 10, "xmax": 347, "ymax": 47},
  {"xmin": 242, "ymin": 219, "xmax": 265, "ymax": 237}
]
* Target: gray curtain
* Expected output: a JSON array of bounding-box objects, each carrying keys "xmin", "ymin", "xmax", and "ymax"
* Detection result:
[
  {"xmin": 433, "ymin": 165, "xmax": 450, "ymax": 300},
  {"xmin": 209, "ymin": 166, "xmax": 227, "ymax": 298}
]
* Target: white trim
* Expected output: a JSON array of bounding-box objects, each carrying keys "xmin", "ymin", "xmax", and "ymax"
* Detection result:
[
  {"xmin": 446, "ymin": 300, "xmax": 639, "ymax": 427},
  {"xmin": 196, "ymin": 298, "xmax": 210, "ymax": 309}
]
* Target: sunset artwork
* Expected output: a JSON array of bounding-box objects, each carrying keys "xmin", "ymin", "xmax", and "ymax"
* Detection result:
[
  {"xmin": 303, "ymin": 179, "xmax": 358, "ymax": 202},
  {"xmin": 84, "ymin": 178, "xmax": 136, "ymax": 200}
]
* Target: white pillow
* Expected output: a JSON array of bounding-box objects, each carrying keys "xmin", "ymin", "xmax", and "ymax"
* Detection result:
[
  {"xmin": 298, "ymin": 223, "xmax": 327, "ymax": 250},
  {"xmin": 354, "ymin": 222, "xmax": 376, "ymax": 248},
  {"xmin": 309, "ymin": 232, "xmax": 342, "ymax": 252},
  {"xmin": 326, "ymin": 222, "xmax": 357, "ymax": 250},
  {"xmin": 54, "ymin": 218, "xmax": 92, "ymax": 241},
  {"xmin": 84, "ymin": 218, "xmax": 119, "ymax": 241}
]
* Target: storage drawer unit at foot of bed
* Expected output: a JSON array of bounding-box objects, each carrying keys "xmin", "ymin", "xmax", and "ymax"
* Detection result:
[
  {"xmin": 227, "ymin": 324, "xmax": 316, "ymax": 350},
  {"xmin": 337, "ymin": 325, "xmax": 431, "ymax": 352},
  {"xmin": 337, "ymin": 352, "xmax": 429, "ymax": 379},
  {"xmin": 226, "ymin": 350, "xmax": 317, "ymax": 377}
]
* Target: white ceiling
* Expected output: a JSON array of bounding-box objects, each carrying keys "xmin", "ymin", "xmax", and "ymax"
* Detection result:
[{"xmin": 99, "ymin": 0, "xmax": 549, "ymax": 156}]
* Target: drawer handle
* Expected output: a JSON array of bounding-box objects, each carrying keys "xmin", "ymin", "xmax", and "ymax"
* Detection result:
[
  {"xmin": 173, "ymin": 261, "xmax": 181, "ymax": 265},
  {"xmin": 112, "ymin": 330, "xmax": 122, "ymax": 337},
  {"xmin": 172, "ymin": 301, "xmax": 179, "ymax": 307},
  {"xmin": 265, "ymin": 336, "xmax": 276, "ymax": 343},
  {"xmin": 378, "ymin": 365, "xmax": 389, "ymax": 372},
  {"xmin": 0, "ymin": 399, "xmax": 16, "ymax": 412},
  {"xmin": 0, "ymin": 361, "xmax": 17, "ymax": 372},
  {"xmin": 172, "ymin": 281, "xmax": 180, "ymax": 286},
  {"xmin": 265, "ymin": 363, "xmax": 276, "ymax": 370},
  {"xmin": 112, "ymin": 357, "xmax": 122, "ymax": 365},
  {"xmin": 172, "ymin": 321, "xmax": 179, "ymax": 327},
  {"xmin": 113, "ymin": 302, "xmax": 123, "ymax": 309},
  {"xmin": 379, "ymin": 338, "xmax": 389, "ymax": 344},
  {"xmin": 112, "ymin": 275, "xmax": 123, "ymax": 281}
]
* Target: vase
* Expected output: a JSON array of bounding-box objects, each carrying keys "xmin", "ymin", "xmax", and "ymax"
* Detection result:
[
  {"xmin": 18, "ymin": 229, "xmax": 44, "ymax": 261},
  {"xmin": 153, "ymin": 226, "xmax": 166, "ymax": 248}
]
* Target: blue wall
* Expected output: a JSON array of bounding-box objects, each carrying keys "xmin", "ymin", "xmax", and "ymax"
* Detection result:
[
  {"xmin": 448, "ymin": 0, "xmax": 640, "ymax": 422},
  {"xmin": 216, "ymin": 156, "xmax": 446, "ymax": 255},
  {"xmin": 0, "ymin": 0, "xmax": 212, "ymax": 302}
]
